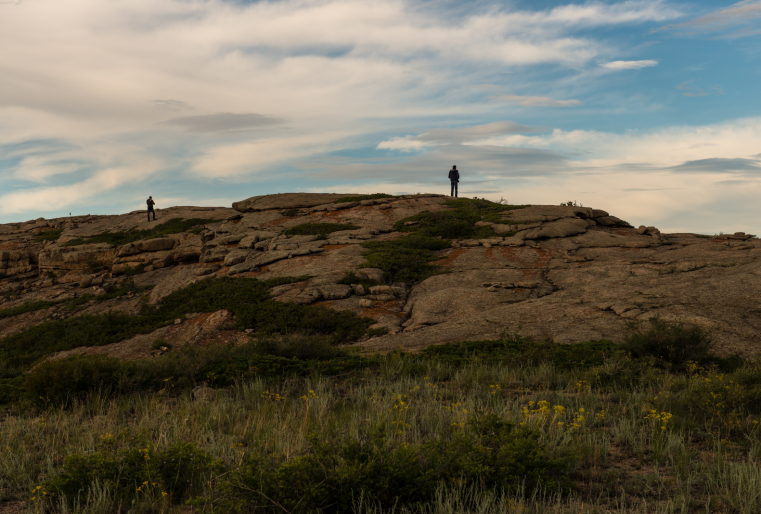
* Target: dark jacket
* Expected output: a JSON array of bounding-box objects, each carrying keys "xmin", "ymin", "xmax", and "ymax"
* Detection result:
[
  {"xmin": 448, "ymin": 169, "xmax": 459, "ymax": 182},
  {"xmin": 147, "ymin": 198, "xmax": 155, "ymax": 209}
]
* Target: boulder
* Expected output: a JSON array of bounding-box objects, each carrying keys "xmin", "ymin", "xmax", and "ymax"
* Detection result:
[
  {"xmin": 224, "ymin": 249, "xmax": 253, "ymax": 267},
  {"xmin": 200, "ymin": 246, "xmax": 232, "ymax": 263},
  {"xmin": 215, "ymin": 234, "xmax": 246, "ymax": 246},
  {"xmin": 317, "ymin": 284, "xmax": 353, "ymax": 300},
  {"xmin": 595, "ymin": 216, "xmax": 626, "ymax": 227},
  {"xmin": 516, "ymin": 219, "xmax": 588, "ymax": 240},
  {"xmin": 232, "ymin": 193, "xmax": 358, "ymax": 213},
  {"xmin": 357, "ymin": 268, "xmax": 385, "ymax": 283}
]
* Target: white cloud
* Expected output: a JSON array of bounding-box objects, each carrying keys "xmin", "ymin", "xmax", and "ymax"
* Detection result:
[
  {"xmin": 602, "ymin": 59, "xmax": 658, "ymax": 69},
  {"xmin": 377, "ymin": 137, "xmax": 429, "ymax": 152},
  {"xmin": 492, "ymin": 95, "xmax": 583, "ymax": 107},
  {"xmin": 656, "ymin": 0, "xmax": 761, "ymax": 38},
  {"xmin": 475, "ymin": 117, "xmax": 761, "ymax": 170},
  {"xmin": 377, "ymin": 121, "xmax": 545, "ymax": 151},
  {"xmin": 0, "ymin": 160, "xmax": 160, "ymax": 215},
  {"xmin": 0, "ymin": 0, "xmax": 690, "ymax": 221}
]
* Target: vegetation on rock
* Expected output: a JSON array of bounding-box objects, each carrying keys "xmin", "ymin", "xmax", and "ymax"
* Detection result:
[
  {"xmin": 4, "ymin": 322, "xmax": 761, "ymax": 513},
  {"xmin": 0, "ymin": 276, "xmax": 375, "ymax": 391},
  {"xmin": 360, "ymin": 234, "xmax": 451, "ymax": 283},
  {"xmin": 64, "ymin": 217, "xmax": 212, "ymax": 246},
  {"xmin": 333, "ymin": 193, "xmax": 395, "ymax": 203},
  {"xmin": 393, "ymin": 198, "xmax": 527, "ymax": 239},
  {"xmin": 34, "ymin": 229, "xmax": 63, "ymax": 242}
]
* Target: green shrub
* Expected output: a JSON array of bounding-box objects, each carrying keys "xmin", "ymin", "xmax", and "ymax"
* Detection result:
[
  {"xmin": 337, "ymin": 271, "xmax": 380, "ymax": 289},
  {"xmin": 284, "ymin": 223, "xmax": 360, "ymax": 236},
  {"xmin": 66, "ymin": 278, "xmax": 151, "ymax": 309},
  {"xmin": 622, "ymin": 317, "xmax": 718, "ymax": 370},
  {"xmin": 360, "ymin": 234, "xmax": 451, "ymax": 283},
  {"xmin": 64, "ymin": 217, "xmax": 212, "ymax": 247},
  {"xmin": 0, "ymin": 312, "xmax": 165, "ymax": 369},
  {"xmin": 0, "ymin": 277, "xmax": 374, "ymax": 377},
  {"xmin": 279, "ymin": 208, "xmax": 304, "ymax": 217},
  {"xmin": 0, "ymin": 299, "xmax": 62, "ymax": 320},
  {"xmin": 43, "ymin": 440, "xmax": 220, "ymax": 508},
  {"xmin": 422, "ymin": 337, "xmax": 618, "ymax": 369},
  {"xmin": 23, "ymin": 355, "xmax": 128, "ymax": 404},
  {"xmin": 334, "ymin": 193, "xmax": 395, "ymax": 203},
  {"xmin": 35, "ymin": 229, "xmax": 63, "ymax": 242},
  {"xmin": 393, "ymin": 198, "xmax": 527, "ymax": 240},
  {"xmin": 217, "ymin": 414, "xmax": 569, "ymax": 514}
]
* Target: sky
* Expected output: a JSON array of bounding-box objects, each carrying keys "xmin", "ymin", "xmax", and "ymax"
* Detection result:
[{"xmin": 1, "ymin": 0, "xmax": 760, "ymax": 233}]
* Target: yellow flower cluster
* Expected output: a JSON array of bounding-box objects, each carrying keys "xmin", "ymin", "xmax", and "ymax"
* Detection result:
[
  {"xmin": 262, "ymin": 390, "xmax": 286, "ymax": 402},
  {"xmin": 299, "ymin": 390, "xmax": 318, "ymax": 400},
  {"xmin": 644, "ymin": 409, "xmax": 673, "ymax": 431}
]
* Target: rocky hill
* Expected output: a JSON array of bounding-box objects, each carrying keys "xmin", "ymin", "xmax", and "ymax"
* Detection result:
[{"xmin": 1, "ymin": 192, "xmax": 759, "ymax": 364}]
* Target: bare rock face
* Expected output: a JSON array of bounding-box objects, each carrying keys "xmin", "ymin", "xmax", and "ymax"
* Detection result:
[
  {"xmin": 232, "ymin": 193, "xmax": 358, "ymax": 213},
  {"xmin": 4, "ymin": 193, "xmax": 761, "ymax": 365}
]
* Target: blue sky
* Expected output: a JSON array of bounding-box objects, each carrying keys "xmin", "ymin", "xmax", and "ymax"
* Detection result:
[{"xmin": 1, "ymin": 0, "xmax": 760, "ymax": 232}]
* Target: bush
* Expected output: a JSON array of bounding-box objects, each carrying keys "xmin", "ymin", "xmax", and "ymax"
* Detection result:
[
  {"xmin": 622, "ymin": 317, "xmax": 718, "ymax": 370},
  {"xmin": 337, "ymin": 271, "xmax": 380, "ymax": 289},
  {"xmin": 35, "ymin": 229, "xmax": 63, "ymax": 242},
  {"xmin": 216, "ymin": 414, "xmax": 569, "ymax": 514},
  {"xmin": 360, "ymin": 235, "xmax": 451, "ymax": 283},
  {"xmin": 0, "ymin": 299, "xmax": 62, "ymax": 320},
  {"xmin": 422, "ymin": 337, "xmax": 618, "ymax": 369},
  {"xmin": 393, "ymin": 198, "xmax": 528, "ymax": 240},
  {"xmin": 43, "ymin": 440, "xmax": 220, "ymax": 509},
  {"xmin": 0, "ymin": 277, "xmax": 373, "ymax": 376},
  {"xmin": 284, "ymin": 223, "xmax": 360, "ymax": 236},
  {"xmin": 64, "ymin": 217, "xmax": 212, "ymax": 246},
  {"xmin": 334, "ymin": 193, "xmax": 395, "ymax": 204},
  {"xmin": 23, "ymin": 355, "xmax": 128, "ymax": 404}
]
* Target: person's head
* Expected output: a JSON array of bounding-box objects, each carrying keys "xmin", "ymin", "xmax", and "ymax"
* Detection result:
[
  {"xmin": 452, "ymin": 165, "xmax": 457, "ymax": 170},
  {"xmin": 149, "ymin": 196, "xmax": 152, "ymax": 199}
]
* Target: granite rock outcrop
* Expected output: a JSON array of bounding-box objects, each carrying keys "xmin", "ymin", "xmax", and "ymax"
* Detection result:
[{"xmin": 2, "ymin": 193, "xmax": 760, "ymax": 362}]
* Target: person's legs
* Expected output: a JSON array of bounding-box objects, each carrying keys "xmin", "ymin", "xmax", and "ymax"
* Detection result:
[
  {"xmin": 450, "ymin": 181, "xmax": 455, "ymax": 197},
  {"xmin": 454, "ymin": 182, "xmax": 458, "ymax": 198}
]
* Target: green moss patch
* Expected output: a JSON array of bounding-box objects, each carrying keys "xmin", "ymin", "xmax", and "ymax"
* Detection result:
[
  {"xmin": 394, "ymin": 198, "xmax": 528, "ymax": 239},
  {"xmin": 284, "ymin": 222, "xmax": 360, "ymax": 236},
  {"xmin": 35, "ymin": 229, "xmax": 63, "ymax": 242},
  {"xmin": 360, "ymin": 234, "xmax": 451, "ymax": 283},
  {"xmin": 336, "ymin": 271, "xmax": 380, "ymax": 290},
  {"xmin": 0, "ymin": 276, "xmax": 372, "ymax": 374},
  {"xmin": 64, "ymin": 217, "xmax": 212, "ymax": 247},
  {"xmin": 0, "ymin": 300, "xmax": 63, "ymax": 320},
  {"xmin": 334, "ymin": 193, "xmax": 395, "ymax": 203}
]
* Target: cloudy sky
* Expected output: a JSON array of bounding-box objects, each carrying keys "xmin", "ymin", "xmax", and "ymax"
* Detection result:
[{"xmin": 1, "ymin": 0, "xmax": 760, "ymax": 232}]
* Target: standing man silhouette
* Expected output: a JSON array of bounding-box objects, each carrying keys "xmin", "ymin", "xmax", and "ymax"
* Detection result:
[
  {"xmin": 147, "ymin": 196, "xmax": 156, "ymax": 222},
  {"xmin": 448, "ymin": 165, "xmax": 459, "ymax": 198}
]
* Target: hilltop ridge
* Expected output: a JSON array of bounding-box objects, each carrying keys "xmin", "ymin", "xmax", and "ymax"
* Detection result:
[{"xmin": 1, "ymin": 192, "xmax": 760, "ymax": 363}]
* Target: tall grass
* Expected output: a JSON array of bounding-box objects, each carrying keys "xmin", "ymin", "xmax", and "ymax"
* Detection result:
[{"xmin": 3, "ymin": 346, "xmax": 761, "ymax": 513}]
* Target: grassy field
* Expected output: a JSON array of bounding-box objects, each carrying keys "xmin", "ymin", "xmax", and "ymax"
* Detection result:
[{"xmin": 2, "ymin": 321, "xmax": 761, "ymax": 514}]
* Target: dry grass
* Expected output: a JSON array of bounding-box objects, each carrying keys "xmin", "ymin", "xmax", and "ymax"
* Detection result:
[{"xmin": 2, "ymin": 353, "xmax": 761, "ymax": 513}]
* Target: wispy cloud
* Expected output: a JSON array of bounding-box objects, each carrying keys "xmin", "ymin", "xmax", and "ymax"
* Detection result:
[
  {"xmin": 151, "ymin": 100, "xmax": 194, "ymax": 112},
  {"xmin": 675, "ymin": 80, "xmax": 723, "ymax": 97},
  {"xmin": 377, "ymin": 122, "xmax": 545, "ymax": 151},
  {"xmin": 160, "ymin": 113, "xmax": 284, "ymax": 133},
  {"xmin": 491, "ymin": 94, "xmax": 582, "ymax": 107},
  {"xmin": 655, "ymin": 0, "xmax": 761, "ymax": 38},
  {"xmin": 602, "ymin": 59, "xmax": 658, "ymax": 69}
]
